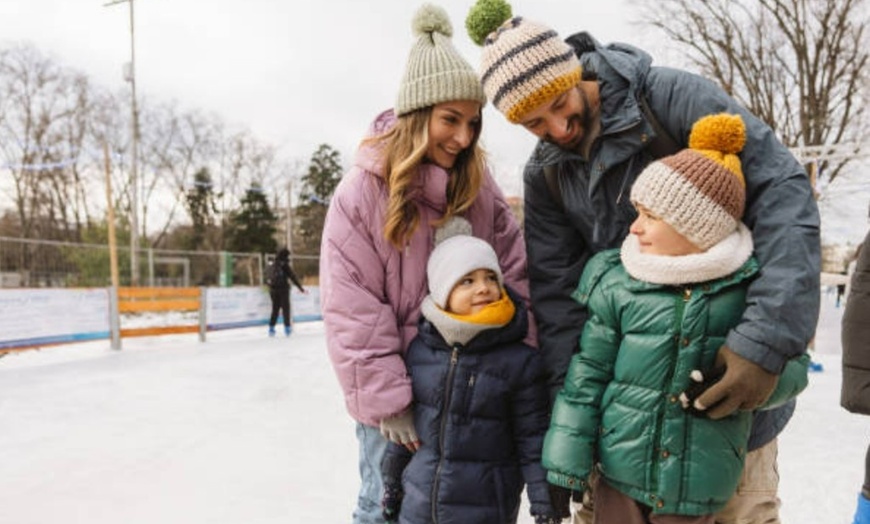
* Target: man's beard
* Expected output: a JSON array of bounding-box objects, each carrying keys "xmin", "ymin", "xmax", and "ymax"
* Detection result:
[{"xmin": 546, "ymin": 87, "xmax": 594, "ymax": 153}]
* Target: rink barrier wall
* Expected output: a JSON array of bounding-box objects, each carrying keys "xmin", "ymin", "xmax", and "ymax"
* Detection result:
[
  {"xmin": 0, "ymin": 288, "xmax": 111, "ymax": 353},
  {"xmin": 116, "ymin": 286, "xmax": 204, "ymax": 341},
  {"xmin": 0, "ymin": 286, "xmax": 323, "ymax": 353}
]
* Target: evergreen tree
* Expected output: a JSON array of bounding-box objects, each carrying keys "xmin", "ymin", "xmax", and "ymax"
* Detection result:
[
  {"xmin": 294, "ymin": 144, "xmax": 343, "ymax": 276},
  {"xmin": 225, "ymin": 183, "xmax": 278, "ymax": 255},
  {"xmin": 184, "ymin": 168, "xmax": 219, "ymax": 251}
]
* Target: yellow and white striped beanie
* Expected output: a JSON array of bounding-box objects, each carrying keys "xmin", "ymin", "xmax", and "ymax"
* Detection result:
[
  {"xmin": 466, "ymin": 0, "xmax": 580, "ymax": 123},
  {"xmin": 630, "ymin": 113, "xmax": 747, "ymax": 251}
]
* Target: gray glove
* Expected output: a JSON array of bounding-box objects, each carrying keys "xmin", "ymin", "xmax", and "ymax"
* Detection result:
[{"xmin": 379, "ymin": 409, "xmax": 420, "ymax": 452}]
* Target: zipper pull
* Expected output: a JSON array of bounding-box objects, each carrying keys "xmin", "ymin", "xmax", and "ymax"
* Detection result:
[
  {"xmin": 683, "ymin": 288, "xmax": 692, "ymax": 302},
  {"xmin": 451, "ymin": 347, "xmax": 459, "ymax": 364}
]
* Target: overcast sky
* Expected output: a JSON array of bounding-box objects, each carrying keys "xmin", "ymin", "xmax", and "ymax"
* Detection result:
[
  {"xmin": 0, "ymin": 0, "xmax": 641, "ymax": 197},
  {"xmin": 1, "ymin": 0, "xmax": 865, "ymax": 244}
]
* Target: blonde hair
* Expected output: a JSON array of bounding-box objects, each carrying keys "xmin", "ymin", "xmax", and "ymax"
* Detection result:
[{"xmin": 368, "ymin": 107, "xmax": 487, "ymax": 250}]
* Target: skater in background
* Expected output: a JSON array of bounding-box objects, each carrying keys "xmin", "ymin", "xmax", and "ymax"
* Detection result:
[
  {"xmin": 318, "ymin": 4, "xmax": 530, "ymax": 523},
  {"xmin": 841, "ymin": 232, "xmax": 870, "ymax": 524},
  {"xmin": 267, "ymin": 247, "xmax": 306, "ymax": 337}
]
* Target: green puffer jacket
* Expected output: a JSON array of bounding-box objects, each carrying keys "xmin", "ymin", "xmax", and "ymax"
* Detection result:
[{"xmin": 542, "ymin": 250, "xmax": 809, "ymax": 516}]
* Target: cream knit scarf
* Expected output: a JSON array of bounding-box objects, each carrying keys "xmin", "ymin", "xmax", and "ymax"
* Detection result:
[{"xmin": 620, "ymin": 223, "xmax": 754, "ymax": 285}]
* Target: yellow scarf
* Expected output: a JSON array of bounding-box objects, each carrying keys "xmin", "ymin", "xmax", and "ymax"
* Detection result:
[{"xmin": 444, "ymin": 289, "xmax": 515, "ymax": 326}]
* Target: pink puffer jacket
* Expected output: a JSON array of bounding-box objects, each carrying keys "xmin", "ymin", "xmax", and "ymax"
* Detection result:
[{"xmin": 320, "ymin": 110, "xmax": 532, "ymax": 426}]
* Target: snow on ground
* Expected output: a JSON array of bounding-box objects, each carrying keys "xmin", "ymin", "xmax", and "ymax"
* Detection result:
[{"xmin": 0, "ymin": 291, "xmax": 867, "ymax": 523}]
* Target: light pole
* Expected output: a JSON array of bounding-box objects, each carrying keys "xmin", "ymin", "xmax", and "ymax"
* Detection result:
[{"xmin": 105, "ymin": 0, "xmax": 140, "ymax": 285}]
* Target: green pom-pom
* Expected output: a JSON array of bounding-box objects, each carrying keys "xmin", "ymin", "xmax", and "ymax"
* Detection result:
[
  {"xmin": 412, "ymin": 3, "xmax": 453, "ymax": 38},
  {"xmin": 466, "ymin": 0, "xmax": 512, "ymax": 46}
]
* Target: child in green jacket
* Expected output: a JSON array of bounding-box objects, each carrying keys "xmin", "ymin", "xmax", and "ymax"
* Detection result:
[{"xmin": 541, "ymin": 113, "xmax": 809, "ymax": 522}]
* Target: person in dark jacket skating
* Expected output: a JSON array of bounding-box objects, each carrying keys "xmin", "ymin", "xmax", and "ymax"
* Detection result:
[
  {"xmin": 380, "ymin": 218, "xmax": 561, "ymax": 524},
  {"xmin": 842, "ymin": 233, "xmax": 870, "ymax": 524},
  {"xmin": 466, "ymin": 2, "xmax": 821, "ymax": 521},
  {"xmin": 267, "ymin": 247, "xmax": 306, "ymax": 337}
]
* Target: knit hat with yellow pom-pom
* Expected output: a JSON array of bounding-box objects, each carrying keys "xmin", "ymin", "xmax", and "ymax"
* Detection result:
[{"xmin": 630, "ymin": 113, "xmax": 747, "ymax": 251}]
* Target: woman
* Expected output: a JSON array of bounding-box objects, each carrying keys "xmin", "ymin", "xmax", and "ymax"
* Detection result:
[{"xmin": 319, "ymin": 4, "xmax": 531, "ymax": 523}]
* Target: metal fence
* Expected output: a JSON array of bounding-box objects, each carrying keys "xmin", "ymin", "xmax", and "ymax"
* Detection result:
[{"xmin": 0, "ymin": 236, "xmax": 320, "ymax": 288}]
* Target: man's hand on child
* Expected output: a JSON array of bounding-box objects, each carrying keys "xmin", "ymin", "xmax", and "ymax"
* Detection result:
[
  {"xmin": 679, "ymin": 367, "xmax": 725, "ymax": 416},
  {"xmin": 692, "ymin": 346, "xmax": 778, "ymax": 419}
]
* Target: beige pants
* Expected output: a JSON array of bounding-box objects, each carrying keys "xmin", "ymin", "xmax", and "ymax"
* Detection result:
[{"xmin": 569, "ymin": 439, "xmax": 782, "ymax": 524}]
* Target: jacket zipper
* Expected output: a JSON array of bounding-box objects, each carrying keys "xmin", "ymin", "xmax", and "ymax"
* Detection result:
[
  {"xmin": 649, "ymin": 287, "xmax": 692, "ymax": 502},
  {"xmin": 431, "ymin": 346, "xmax": 460, "ymax": 523},
  {"xmin": 614, "ymin": 155, "xmax": 637, "ymax": 205}
]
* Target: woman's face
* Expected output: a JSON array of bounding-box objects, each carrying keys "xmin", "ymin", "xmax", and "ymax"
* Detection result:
[{"xmin": 425, "ymin": 100, "xmax": 482, "ymax": 170}]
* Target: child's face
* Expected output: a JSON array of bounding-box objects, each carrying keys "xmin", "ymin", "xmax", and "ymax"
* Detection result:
[
  {"xmin": 447, "ymin": 268, "xmax": 501, "ymax": 315},
  {"xmin": 630, "ymin": 204, "xmax": 703, "ymax": 256}
]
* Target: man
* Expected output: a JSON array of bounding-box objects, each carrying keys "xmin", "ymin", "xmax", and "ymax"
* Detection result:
[{"xmin": 468, "ymin": 8, "xmax": 820, "ymax": 524}]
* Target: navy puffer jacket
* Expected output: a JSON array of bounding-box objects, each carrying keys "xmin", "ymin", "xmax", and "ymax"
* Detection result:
[{"xmin": 384, "ymin": 290, "xmax": 553, "ymax": 523}]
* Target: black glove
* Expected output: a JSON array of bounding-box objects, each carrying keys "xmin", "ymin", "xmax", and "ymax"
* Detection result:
[
  {"xmin": 694, "ymin": 346, "xmax": 779, "ymax": 419},
  {"xmin": 679, "ymin": 366, "xmax": 726, "ymax": 417},
  {"xmin": 534, "ymin": 515, "xmax": 564, "ymax": 524},
  {"xmin": 381, "ymin": 477, "xmax": 403, "ymax": 522},
  {"xmin": 545, "ymin": 484, "xmax": 573, "ymax": 521}
]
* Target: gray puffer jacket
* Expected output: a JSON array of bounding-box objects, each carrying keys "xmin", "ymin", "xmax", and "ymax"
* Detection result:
[{"xmin": 523, "ymin": 34, "xmax": 821, "ymax": 450}]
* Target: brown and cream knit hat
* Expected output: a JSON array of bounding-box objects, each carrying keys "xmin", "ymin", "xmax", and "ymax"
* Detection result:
[
  {"xmin": 466, "ymin": 0, "xmax": 581, "ymax": 123},
  {"xmin": 395, "ymin": 3, "xmax": 486, "ymax": 117},
  {"xmin": 630, "ymin": 113, "xmax": 747, "ymax": 251}
]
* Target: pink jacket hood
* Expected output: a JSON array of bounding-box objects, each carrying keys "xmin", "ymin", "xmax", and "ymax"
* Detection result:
[{"xmin": 320, "ymin": 109, "xmax": 532, "ymax": 426}]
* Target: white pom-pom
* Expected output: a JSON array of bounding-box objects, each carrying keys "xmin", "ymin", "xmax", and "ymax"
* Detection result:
[
  {"xmin": 434, "ymin": 216, "xmax": 472, "ymax": 245},
  {"xmin": 412, "ymin": 3, "xmax": 453, "ymax": 38}
]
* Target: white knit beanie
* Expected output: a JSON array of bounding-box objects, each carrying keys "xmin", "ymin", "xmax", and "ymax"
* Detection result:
[
  {"xmin": 395, "ymin": 4, "xmax": 487, "ymax": 116},
  {"xmin": 427, "ymin": 217, "xmax": 503, "ymax": 309}
]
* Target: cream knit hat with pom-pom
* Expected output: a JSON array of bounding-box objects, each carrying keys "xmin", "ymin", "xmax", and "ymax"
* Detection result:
[{"xmin": 395, "ymin": 3, "xmax": 486, "ymax": 116}]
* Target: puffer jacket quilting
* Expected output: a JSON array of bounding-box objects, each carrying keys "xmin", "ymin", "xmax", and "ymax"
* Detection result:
[
  {"xmin": 391, "ymin": 291, "xmax": 552, "ymax": 523},
  {"xmin": 842, "ymin": 229, "xmax": 870, "ymax": 414},
  {"xmin": 543, "ymin": 250, "xmax": 809, "ymax": 515},
  {"xmin": 320, "ymin": 109, "xmax": 531, "ymax": 427}
]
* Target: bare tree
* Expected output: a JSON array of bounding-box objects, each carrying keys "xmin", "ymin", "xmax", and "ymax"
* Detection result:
[
  {"xmin": 209, "ymin": 129, "xmax": 285, "ymax": 250},
  {"xmin": 89, "ymin": 86, "xmax": 133, "ymax": 232},
  {"xmin": 0, "ymin": 42, "xmax": 295, "ymax": 254},
  {"xmin": 636, "ymin": 0, "xmax": 870, "ymax": 183},
  {"xmin": 0, "ymin": 44, "xmax": 99, "ymax": 240},
  {"xmin": 138, "ymin": 102, "xmax": 223, "ymax": 246}
]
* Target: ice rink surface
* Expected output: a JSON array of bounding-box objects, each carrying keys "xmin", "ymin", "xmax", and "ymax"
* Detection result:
[{"xmin": 1, "ymin": 291, "xmax": 866, "ymax": 523}]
